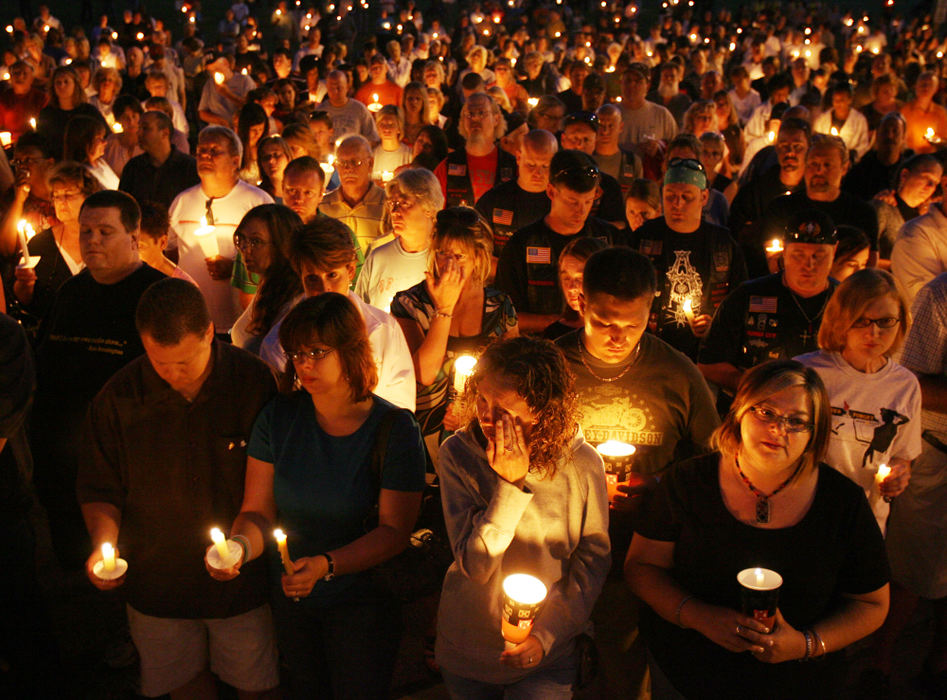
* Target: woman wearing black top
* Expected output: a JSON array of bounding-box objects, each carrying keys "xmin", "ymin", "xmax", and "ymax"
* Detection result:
[{"xmin": 36, "ymin": 66, "xmax": 106, "ymax": 160}]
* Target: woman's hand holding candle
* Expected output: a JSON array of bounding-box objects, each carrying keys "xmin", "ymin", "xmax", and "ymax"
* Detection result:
[
  {"xmin": 486, "ymin": 413, "xmax": 529, "ymax": 487},
  {"xmin": 683, "ymin": 600, "xmax": 770, "ymax": 654},
  {"xmin": 499, "ymin": 635, "xmax": 545, "ymax": 669},
  {"xmin": 876, "ymin": 460, "xmax": 911, "ymax": 500},
  {"xmin": 281, "ymin": 556, "xmax": 329, "ymax": 599},
  {"xmin": 740, "ymin": 609, "xmax": 810, "ymax": 664}
]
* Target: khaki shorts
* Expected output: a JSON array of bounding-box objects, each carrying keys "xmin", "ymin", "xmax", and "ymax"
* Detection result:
[{"xmin": 127, "ymin": 603, "xmax": 279, "ymax": 697}]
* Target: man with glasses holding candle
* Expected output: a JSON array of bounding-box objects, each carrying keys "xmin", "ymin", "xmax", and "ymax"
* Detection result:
[
  {"xmin": 628, "ymin": 157, "xmax": 746, "ymax": 361},
  {"xmin": 78, "ymin": 278, "xmax": 280, "ymax": 700},
  {"xmin": 475, "ymin": 129, "xmax": 558, "ymax": 263},
  {"xmin": 495, "ymin": 149, "xmax": 625, "ymax": 333},
  {"xmin": 699, "ymin": 209, "xmax": 839, "ymax": 398},
  {"xmin": 320, "ymin": 135, "xmax": 388, "ymax": 256},
  {"xmin": 168, "ymin": 126, "xmax": 273, "ymax": 334},
  {"xmin": 32, "ymin": 190, "xmax": 165, "ymax": 571},
  {"xmin": 434, "ymin": 92, "xmax": 516, "ymax": 208}
]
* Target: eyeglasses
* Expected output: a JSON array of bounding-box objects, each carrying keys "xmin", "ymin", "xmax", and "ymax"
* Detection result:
[
  {"xmin": 387, "ymin": 196, "xmax": 418, "ymax": 212},
  {"xmin": 850, "ymin": 316, "xmax": 900, "ymax": 329},
  {"xmin": 748, "ymin": 405, "xmax": 813, "ymax": 433},
  {"xmin": 667, "ymin": 157, "xmax": 706, "ymax": 173},
  {"xmin": 196, "ymin": 146, "xmax": 229, "ymax": 159},
  {"xmin": 233, "ymin": 232, "xmax": 269, "ymax": 251},
  {"xmin": 335, "ymin": 158, "xmax": 365, "ymax": 170},
  {"xmin": 289, "ymin": 347, "xmax": 335, "ymax": 364}
]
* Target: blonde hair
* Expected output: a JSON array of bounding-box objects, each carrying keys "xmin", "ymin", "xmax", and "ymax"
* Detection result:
[
  {"xmin": 428, "ymin": 206, "xmax": 493, "ymax": 286},
  {"xmin": 817, "ymin": 268, "xmax": 910, "ymax": 355},
  {"xmin": 710, "ymin": 360, "xmax": 831, "ymax": 479}
]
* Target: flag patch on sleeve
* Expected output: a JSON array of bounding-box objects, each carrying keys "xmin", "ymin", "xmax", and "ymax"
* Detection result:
[{"xmin": 526, "ymin": 246, "xmax": 552, "ymax": 264}]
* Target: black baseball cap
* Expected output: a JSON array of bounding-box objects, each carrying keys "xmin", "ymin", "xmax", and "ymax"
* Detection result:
[{"xmin": 785, "ymin": 209, "xmax": 838, "ymax": 245}]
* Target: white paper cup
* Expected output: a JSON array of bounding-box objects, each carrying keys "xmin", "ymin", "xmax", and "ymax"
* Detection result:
[{"xmin": 93, "ymin": 557, "xmax": 128, "ymax": 581}]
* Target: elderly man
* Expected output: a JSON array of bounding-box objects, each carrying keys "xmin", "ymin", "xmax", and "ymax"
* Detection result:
[
  {"xmin": 594, "ymin": 103, "xmax": 643, "ymax": 196},
  {"xmin": 495, "ymin": 150, "xmax": 626, "ymax": 333},
  {"xmin": 629, "ymin": 158, "xmax": 745, "ymax": 360},
  {"xmin": 698, "ymin": 209, "xmax": 838, "ymax": 395},
  {"xmin": 119, "ymin": 110, "xmax": 199, "ymax": 209},
  {"xmin": 261, "ymin": 219, "xmax": 415, "ymax": 410},
  {"xmin": 762, "ymin": 134, "xmax": 879, "ymax": 266},
  {"xmin": 320, "ymin": 135, "xmax": 387, "ymax": 255},
  {"xmin": 78, "ymin": 278, "xmax": 280, "ymax": 700},
  {"xmin": 647, "ymin": 61, "xmax": 692, "ymax": 128},
  {"xmin": 891, "ymin": 162, "xmax": 947, "ymax": 304},
  {"xmin": 31, "ymin": 190, "xmax": 166, "ymax": 569},
  {"xmin": 319, "ymin": 70, "xmax": 379, "ymax": 144},
  {"xmin": 617, "ymin": 63, "xmax": 678, "ymax": 151},
  {"xmin": 434, "ymin": 92, "xmax": 516, "ymax": 208},
  {"xmin": 0, "ymin": 61, "xmax": 48, "ymax": 143},
  {"xmin": 197, "ymin": 55, "xmax": 255, "ymax": 127},
  {"xmin": 476, "ymin": 129, "xmax": 558, "ymax": 259},
  {"xmin": 168, "ymin": 126, "xmax": 273, "ymax": 332},
  {"xmin": 355, "ymin": 53, "xmax": 402, "ymax": 107}
]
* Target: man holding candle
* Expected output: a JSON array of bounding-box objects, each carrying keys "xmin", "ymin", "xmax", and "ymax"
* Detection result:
[
  {"xmin": 78, "ymin": 278, "xmax": 280, "ymax": 699},
  {"xmin": 168, "ymin": 125, "xmax": 273, "ymax": 334},
  {"xmin": 31, "ymin": 190, "xmax": 165, "ymax": 570},
  {"xmin": 628, "ymin": 157, "xmax": 746, "ymax": 361}
]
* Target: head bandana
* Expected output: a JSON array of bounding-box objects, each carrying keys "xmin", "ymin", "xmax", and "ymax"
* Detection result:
[{"xmin": 664, "ymin": 161, "xmax": 708, "ymax": 190}]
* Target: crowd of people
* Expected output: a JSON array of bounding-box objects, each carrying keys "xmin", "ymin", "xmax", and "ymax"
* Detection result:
[{"xmin": 1, "ymin": 0, "xmax": 947, "ymax": 698}]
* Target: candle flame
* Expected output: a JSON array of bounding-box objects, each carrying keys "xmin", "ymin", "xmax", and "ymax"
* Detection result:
[
  {"xmin": 214, "ymin": 72, "xmax": 225, "ymax": 84},
  {"xmin": 503, "ymin": 574, "xmax": 548, "ymax": 604},
  {"xmin": 454, "ymin": 354, "xmax": 478, "ymax": 376},
  {"xmin": 210, "ymin": 527, "xmax": 225, "ymax": 543},
  {"xmin": 596, "ymin": 440, "xmax": 636, "ymax": 458},
  {"xmin": 101, "ymin": 542, "xmax": 114, "ymax": 559},
  {"xmin": 830, "ymin": 126, "xmax": 839, "ymax": 136},
  {"xmin": 877, "ymin": 463, "xmax": 891, "ymax": 479},
  {"xmin": 112, "ymin": 122, "xmax": 123, "ymax": 134},
  {"xmin": 273, "ymin": 528, "xmax": 287, "ymax": 543}
]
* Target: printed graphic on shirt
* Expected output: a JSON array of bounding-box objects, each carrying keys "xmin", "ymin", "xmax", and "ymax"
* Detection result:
[
  {"xmin": 829, "ymin": 404, "xmax": 911, "ymax": 468},
  {"xmin": 666, "ymin": 250, "xmax": 703, "ymax": 327},
  {"xmin": 576, "ymin": 382, "xmax": 663, "ymax": 446}
]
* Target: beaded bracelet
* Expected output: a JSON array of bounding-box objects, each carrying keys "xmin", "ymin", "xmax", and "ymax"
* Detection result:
[
  {"xmin": 232, "ymin": 535, "xmax": 251, "ymax": 565},
  {"xmin": 802, "ymin": 630, "xmax": 814, "ymax": 661}
]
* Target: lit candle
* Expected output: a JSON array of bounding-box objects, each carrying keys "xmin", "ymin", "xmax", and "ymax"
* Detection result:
[
  {"xmin": 596, "ymin": 440, "xmax": 637, "ymax": 497},
  {"xmin": 29, "ymin": 117, "xmax": 36, "ymax": 130},
  {"xmin": 210, "ymin": 527, "xmax": 230, "ymax": 560},
  {"xmin": 17, "ymin": 219, "xmax": 37, "ymax": 265},
  {"xmin": 193, "ymin": 216, "xmax": 219, "ymax": 258},
  {"xmin": 136, "ymin": 32, "xmax": 144, "ymax": 40},
  {"xmin": 111, "ymin": 31, "xmax": 118, "ymax": 39},
  {"xmin": 368, "ymin": 93, "xmax": 382, "ymax": 112},
  {"xmin": 765, "ymin": 238, "xmax": 784, "ymax": 254},
  {"xmin": 214, "ymin": 72, "xmax": 225, "ymax": 85},
  {"xmin": 453, "ymin": 355, "xmax": 478, "ymax": 394},
  {"xmin": 273, "ymin": 529, "xmax": 294, "ymax": 575},
  {"xmin": 241, "ymin": 67, "xmax": 248, "ymax": 75},
  {"xmin": 767, "ymin": 131, "xmax": 776, "ymax": 143},
  {"xmin": 0, "ymin": 132, "xmax": 11, "ymax": 147},
  {"xmin": 527, "ymin": 97, "xmax": 539, "ymax": 108},
  {"xmin": 5, "ymin": 25, "xmax": 12, "ymax": 33},
  {"xmin": 101, "ymin": 542, "xmax": 116, "ymax": 573},
  {"xmin": 501, "ymin": 574, "xmax": 548, "ymax": 647},
  {"xmin": 381, "ymin": 170, "xmax": 394, "ymax": 183},
  {"xmin": 875, "ymin": 463, "xmax": 891, "ymax": 486},
  {"xmin": 682, "ymin": 297, "xmax": 697, "ymax": 322},
  {"xmin": 830, "ymin": 126, "xmax": 839, "ymax": 136},
  {"xmin": 112, "ymin": 122, "xmax": 124, "ymax": 134}
]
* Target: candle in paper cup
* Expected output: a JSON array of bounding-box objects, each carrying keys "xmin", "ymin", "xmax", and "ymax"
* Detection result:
[
  {"xmin": 381, "ymin": 170, "xmax": 394, "ymax": 183},
  {"xmin": 596, "ymin": 440, "xmax": 636, "ymax": 500},
  {"xmin": 0, "ymin": 132, "xmax": 11, "ymax": 147},
  {"xmin": 737, "ymin": 567, "xmax": 782, "ymax": 631},
  {"xmin": 875, "ymin": 463, "xmax": 891, "ymax": 485},
  {"xmin": 207, "ymin": 528, "xmax": 242, "ymax": 569},
  {"xmin": 102, "ymin": 542, "xmax": 116, "ymax": 573},
  {"xmin": 16, "ymin": 220, "xmax": 40, "ymax": 268},
  {"xmin": 452, "ymin": 354, "xmax": 477, "ymax": 394},
  {"xmin": 274, "ymin": 529, "xmax": 294, "ymax": 575},
  {"xmin": 93, "ymin": 542, "xmax": 128, "ymax": 580},
  {"xmin": 210, "ymin": 527, "xmax": 230, "ymax": 559},
  {"xmin": 193, "ymin": 217, "xmax": 219, "ymax": 258},
  {"xmin": 501, "ymin": 574, "xmax": 548, "ymax": 648}
]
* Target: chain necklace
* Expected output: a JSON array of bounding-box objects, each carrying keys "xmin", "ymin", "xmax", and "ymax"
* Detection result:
[
  {"xmin": 786, "ymin": 284, "xmax": 831, "ymax": 346},
  {"xmin": 734, "ymin": 456, "xmax": 796, "ymax": 524},
  {"xmin": 577, "ymin": 333, "xmax": 638, "ymax": 383}
]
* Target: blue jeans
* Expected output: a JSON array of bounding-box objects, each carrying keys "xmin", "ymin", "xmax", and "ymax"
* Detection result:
[{"xmin": 441, "ymin": 648, "xmax": 577, "ymax": 700}]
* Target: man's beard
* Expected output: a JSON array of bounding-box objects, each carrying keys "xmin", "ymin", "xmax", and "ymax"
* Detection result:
[{"xmin": 658, "ymin": 83, "xmax": 678, "ymax": 100}]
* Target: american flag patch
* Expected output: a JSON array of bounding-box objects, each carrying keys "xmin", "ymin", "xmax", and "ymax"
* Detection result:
[
  {"xmin": 749, "ymin": 296, "xmax": 778, "ymax": 313},
  {"xmin": 526, "ymin": 246, "xmax": 551, "ymax": 264},
  {"xmin": 447, "ymin": 163, "xmax": 467, "ymax": 176},
  {"xmin": 493, "ymin": 208, "xmax": 514, "ymax": 226}
]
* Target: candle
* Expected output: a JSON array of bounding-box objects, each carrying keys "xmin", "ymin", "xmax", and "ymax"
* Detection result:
[
  {"xmin": 765, "ymin": 238, "xmax": 784, "ymax": 254},
  {"xmin": 29, "ymin": 117, "xmax": 36, "ymax": 129},
  {"xmin": 876, "ymin": 463, "xmax": 891, "ymax": 486},
  {"xmin": 453, "ymin": 355, "xmax": 477, "ymax": 394},
  {"xmin": 193, "ymin": 216, "xmax": 220, "ymax": 258},
  {"xmin": 682, "ymin": 297, "xmax": 697, "ymax": 322},
  {"xmin": 112, "ymin": 122, "xmax": 123, "ymax": 134},
  {"xmin": 925, "ymin": 127, "xmax": 940, "ymax": 144},
  {"xmin": 381, "ymin": 170, "xmax": 394, "ymax": 183},
  {"xmin": 501, "ymin": 574, "xmax": 548, "ymax": 647},
  {"xmin": 767, "ymin": 131, "xmax": 776, "ymax": 143},
  {"xmin": 596, "ymin": 440, "xmax": 637, "ymax": 498},
  {"xmin": 273, "ymin": 529, "xmax": 294, "ymax": 575},
  {"xmin": 136, "ymin": 32, "xmax": 144, "ymax": 40},
  {"xmin": 241, "ymin": 67, "xmax": 248, "ymax": 75},
  {"xmin": 214, "ymin": 72, "xmax": 225, "ymax": 85},
  {"xmin": 17, "ymin": 219, "xmax": 35, "ymax": 258},
  {"xmin": 527, "ymin": 97, "xmax": 539, "ymax": 108},
  {"xmin": 101, "ymin": 542, "xmax": 116, "ymax": 573},
  {"xmin": 0, "ymin": 132, "xmax": 11, "ymax": 147},
  {"xmin": 830, "ymin": 126, "xmax": 839, "ymax": 136},
  {"xmin": 210, "ymin": 527, "xmax": 230, "ymax": 560}
]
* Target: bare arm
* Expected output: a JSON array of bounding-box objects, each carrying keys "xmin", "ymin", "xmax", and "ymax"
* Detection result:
[
  {"xmin": 199, "ymin": 110, "xmax": 231, "ymax": 127},
  {"xmin": 0, "ymin": 176, "xmax": 30, "ymax": 257},
  {"xmin": 397, "ymin": 313, "xmax": 452, "ymax": 386},
  {"xmin": 697, "ymin": 361, "xmax": 744, "ymax": 395}
]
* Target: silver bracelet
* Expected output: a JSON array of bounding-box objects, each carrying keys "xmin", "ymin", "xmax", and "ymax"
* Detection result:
[{"xmin": 675, "ymin": 594, "xmax": 694, "ymax": 628}]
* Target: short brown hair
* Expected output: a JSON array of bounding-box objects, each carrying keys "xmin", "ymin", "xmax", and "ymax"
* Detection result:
[
  {"xmin": 818, "ymin": 268, "xmax": 910, "ymax": 355},
  {"xmin": 278, "ymin": 293, "xmax": 378, "ymax": 401},
  {"xmin": 710, "ymin": 360, "xmax": 831, "ymax": 479},
  {"xmin": 136, "ymin": 277, "xmax": 212, "ymax": 344},
  {"xmin": 289, "ymin": 216, "xmax": 358, "ymax": 273}
]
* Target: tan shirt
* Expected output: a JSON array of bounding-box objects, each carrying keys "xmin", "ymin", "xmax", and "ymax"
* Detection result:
[{"xmin": 320, "ymin": 182, "xmax": 390, "ymax": 254}]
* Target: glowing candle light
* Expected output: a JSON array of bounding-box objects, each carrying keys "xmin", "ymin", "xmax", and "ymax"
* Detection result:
[
  {"xmin": 273, "ymin": 529, "xmax": 294, "ymax": 575},
  {"xmin": 5, "ymin": 25, "xmax": 13, "ymax": 33},
  {"xmin": 112, "ymin": 122, "xmax": 124, "ymax": 134},
  {"xmin": 93, "ymin": 541, "xmax": 127, "ymax": 580},
  {"xmin": 0, "ymin": 132, "xmax": 11, "ymax": 147},
  {"xmin": 765, "ymin": 238, "xmax": 784, "ymax": 254},
  {"xmin": 101, "ymin": 542, "xmax": 116, "ymax": 572},
  {"xmin": 381, "ymin": 170, "xmax": 394, "ymax": 182},
  {"xmin": 501, "ymin": 574, "xmax": 548, "ymax": 647},
  {"xmin": 29, "ymin": 117, "xmax": 36, "ymax": 129},
  {"xmin": 830, "ymin": 126, "xmax": 839, "ymax": 136},
  {"xmin": 241, "ymin": 67, "xmax": 248, "ymax": 75},
  {"xmin": 210, "ymin": 527, "xmax": 230, "ymax": 560},
  {"xmin": 767, "ymin": 131, "xmax": 776, "ymax": 143},
  {"xmin": 682, "ymin": 297, "xmax": 697, "ymax": 322},
  {"xmin": 453, "ymin": 355, "xmax": 478, "ymax": 394},
  {"xmin": 112, "ymin": 31, "xmax": 118, "ymax": 39},
  {"xmin": 136, "ymin": 32, "xmax": 144, "ymax": 40},
  {"xmin": 876, "ymin": 463, "xmax": 891, "ymax": 485},
  {"xmin": 527, "ymin": 97, "xmax": 539, "ymax": 108},
  {"xmin": 194, "ymin": 216, "xmax": 219, "ymax": 258},
  {"xmin": 214, "ymin": 71, "xmax": 225, "ymax": 85}
]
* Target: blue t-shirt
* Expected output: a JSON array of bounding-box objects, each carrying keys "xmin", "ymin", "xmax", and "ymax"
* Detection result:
[{"xmin": 248, "ymin": 393, "xmax": 426, "ymax": 605}]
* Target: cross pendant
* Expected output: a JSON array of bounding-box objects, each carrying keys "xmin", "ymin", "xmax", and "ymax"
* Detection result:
[{"xmin": 800, "ymin": 327, "xmax": 813, "ymax": 345}]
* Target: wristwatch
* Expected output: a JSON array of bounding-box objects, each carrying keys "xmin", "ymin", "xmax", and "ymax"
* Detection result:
[{"xmin": 322, "ymin": 552, "xmax": 335, "ymax": 581}]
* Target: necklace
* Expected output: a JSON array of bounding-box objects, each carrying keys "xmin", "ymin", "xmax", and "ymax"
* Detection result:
[
  {"xmin": 786, "ymin": 285, "xmax": 830, "ymax": 346},
  {"xmin": 577, "ymin": 333, "xmax": 638, "ymax": 383},
  {"xmin": 734, "ymin": 457, "xmax": 796, "ymax": 524}
]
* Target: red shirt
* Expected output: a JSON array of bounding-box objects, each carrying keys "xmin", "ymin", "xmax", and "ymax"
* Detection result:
[
  {"xmin": 435, "ymin": 148, "xmax": 500, "ymax": 205},
  {"xmin": 354, "ymin": 81, "xmax": 403, "ymax": 109},
  {"xmin": 0, "ymin": 86, "xmax": 49, "ymax": 143}
]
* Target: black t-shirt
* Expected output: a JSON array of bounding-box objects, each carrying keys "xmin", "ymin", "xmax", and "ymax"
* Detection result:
[
  {"xmin": 729, "ymin": 166, "xmax": 803, "ymax": 279},
  {"xmin": 762, "ymin": 192, "xmax": 879, "ymax": 252},
  {"xmin": 629, "ymin": 218, "xmax": 747, "ymax": 361},
  {"xmin": 592, "ymin": 171, "xmax": 628, "ymax": 224},
  {"xmin": 0, "ymin": 314, "xmax": 34, "ymax": 524},
  {"xmin": 841, "ymin": 150, "xmax": 911, "ymax": 200},
  {"xmin": 475, "ymin": 179, "xmax": 550, "ymax": 257},
  {"xmin": 637, "ymin": 454, "xmax": 889, "ymax": 699},
  {"xmin": 698, "ymin": 273, "xmax": 837, "ymax": 370},
  {"xmin": 119, "ymin": 148, "xmax": 201, "ymax": 210},
  {"xmin": 495, "ymin": 217, "xmax": 624, "ymax": 316}
]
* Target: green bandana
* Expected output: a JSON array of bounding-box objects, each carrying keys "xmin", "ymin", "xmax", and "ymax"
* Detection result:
[{"xmin": 664, "ymin": 163, "xmax": 708, "ymax": 190}]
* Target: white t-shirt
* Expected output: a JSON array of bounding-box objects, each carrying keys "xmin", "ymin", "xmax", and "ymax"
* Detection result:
[
  {"xmin": 260, "ymin": 291, "xmax": 417, "ymax": 411},
  {"xmin": 168, "ymin": 180, "xmax": 274, "ymax": 331},
  {"xmin": 319, "ymin": 98, "xmax": 380, "ymax": 145},
  {"xmin": 372, "ymin": 143, "xmax": 413, "ymax": 180},
  {"xmin": 618, "ymin": 101, "xmax": 678, "ymax": 150},
  {"xmin": 796, "ymin": 350, "xmax": 923, "ymax": 532},
  {"xmin": 354, "ymin": 237, "xmax": 429, "ymax": 312}
]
